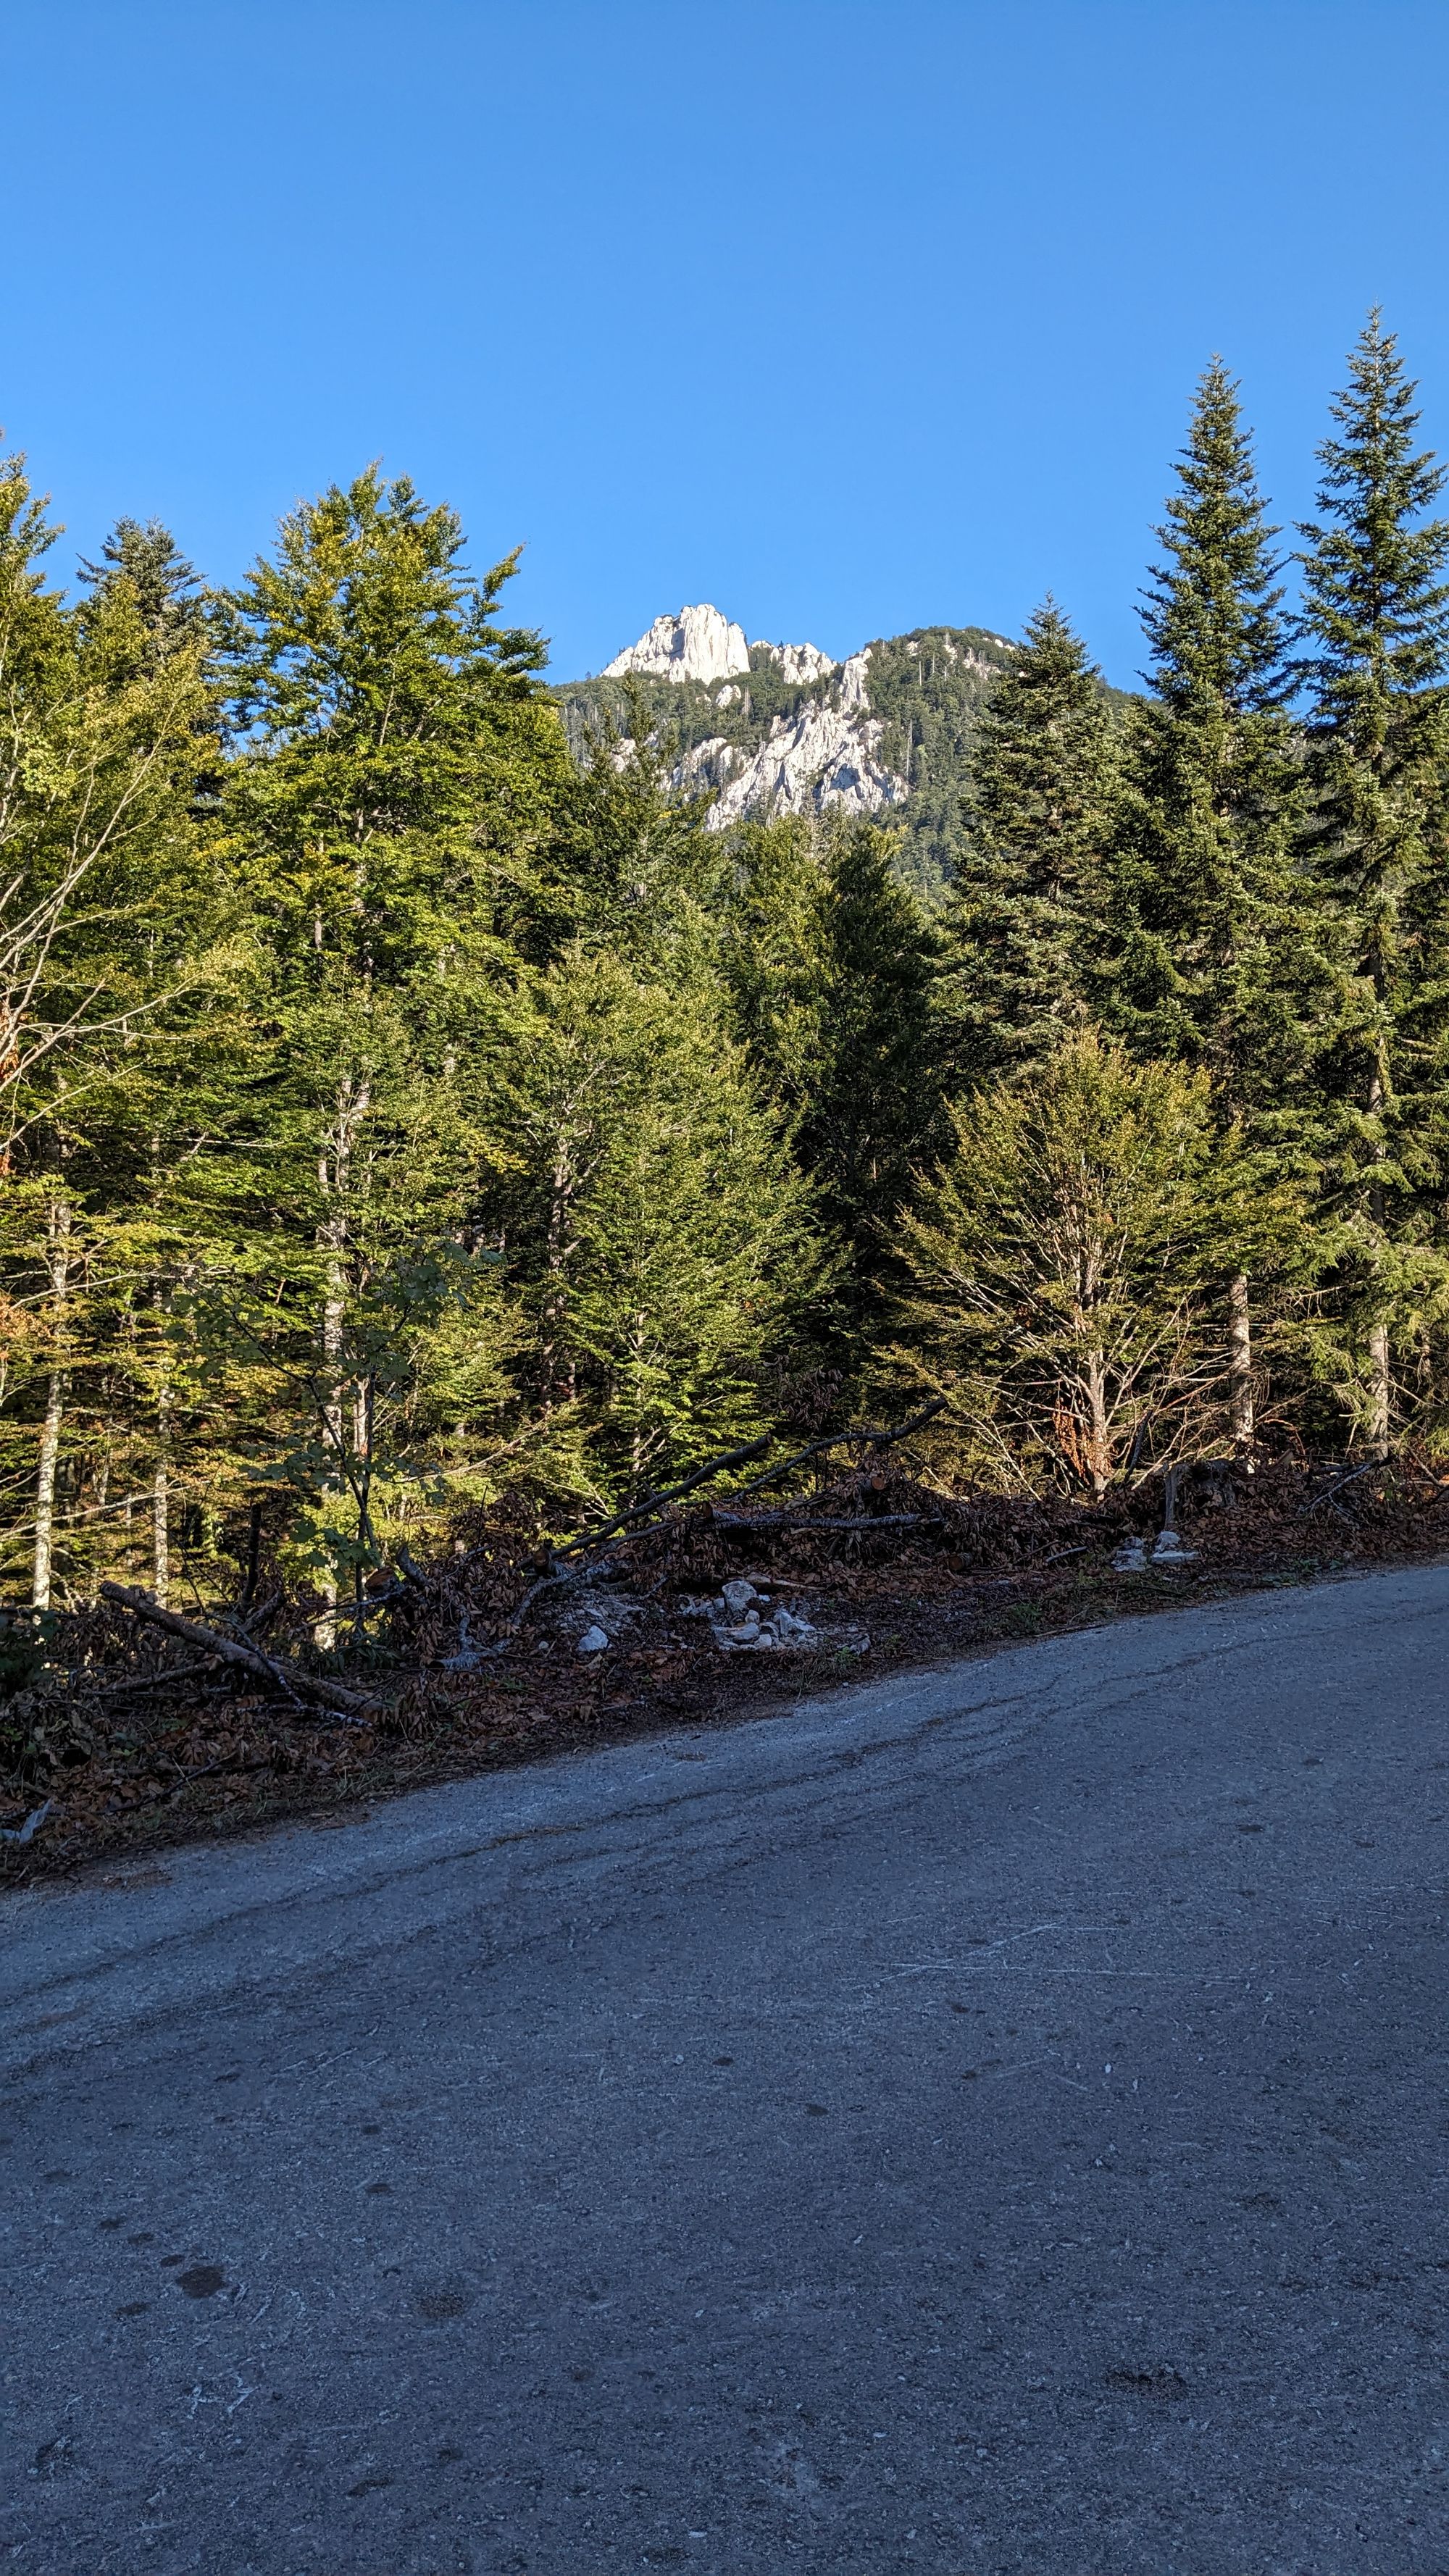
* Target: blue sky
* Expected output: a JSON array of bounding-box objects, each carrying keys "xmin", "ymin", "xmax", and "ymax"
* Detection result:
[{"xmin": 6, "ymin": 0, "xmax": 1449, "ymax": 686}]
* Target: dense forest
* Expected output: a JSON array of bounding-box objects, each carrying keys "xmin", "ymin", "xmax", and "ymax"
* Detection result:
[{"xmin": 4, "ymin": 314, "xmax": 1448, "ymax": 1634}]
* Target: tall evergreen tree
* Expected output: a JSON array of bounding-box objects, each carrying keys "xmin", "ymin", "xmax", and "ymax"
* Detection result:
[
  {"xmin": 1296, "ymin": 314, "xmax": 1449, "ymax": 1452},
  {"xmin": 938, "ymin": 600, "xmax": 1115, "ymax": 1084},
  {"xmin": 724, "ymin": 816, "xmax": 941, "ymax": 1378},
  {"xmin": 495, "ymin": 945, "xmax": 814, "ymax": 1500},
  {"xmin": 78, "ymin": 518, "xmax": 210, "ymax": 667},
  {"xmin": 1107, "ymin": 360, "xmax": 1321, "ymax": 1452}
]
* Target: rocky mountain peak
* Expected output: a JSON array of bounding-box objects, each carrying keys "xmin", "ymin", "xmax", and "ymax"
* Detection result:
[
  {"xmin": 564, "ymin": 609, "xmax": 1023, "ymax": 899},
  {"xmin": 603, "ymin": 603, "xmax": 749, "ymax": 686}
]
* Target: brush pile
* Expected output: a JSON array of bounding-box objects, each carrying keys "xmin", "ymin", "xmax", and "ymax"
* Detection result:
[{"xmin": 4, "ymin": 1447, "xmax": 1448, "ymax": 1881}]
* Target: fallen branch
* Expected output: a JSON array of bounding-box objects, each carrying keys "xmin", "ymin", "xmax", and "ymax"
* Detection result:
[
  {"xmin": 710, "ymin": 1510, "xmax": 942, "ymax": 1536},
  {"xmin": 730, "ymin": 1395, "xmax": 951, "ymax": 1504},
  {"xmin": 1302, "ymin": 1460, "xmax": 1378, "ymax": 1517},
  {"xmin": 554, "ymin": 1434, "xmax": 774, "ymax": 1557},
  {"xmin": 85, "ymin": 1657, "xmax": 220, "ymax": 1698},
  {"xmin": 99, "ymin": 1584, "xmax": 378, "ymax": 1722}
]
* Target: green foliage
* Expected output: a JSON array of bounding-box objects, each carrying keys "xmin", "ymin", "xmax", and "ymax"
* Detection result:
[
  {"xmin": 13, "ymin": 320, "xmax": 1449, "ymax": 1622},
  {"xmin": 1294, "ymin": 317, "xmax": 1449, "ymax": 1442},
  {"xmin": 938, "ymin": 601, "xmax": 1118, "ymax": 1084},
  {"xmin": 1106, "ymin": 360, "xmax": 1326, "ymax": 1130},
  {"xmin": 724, "ymin": 816, "xmax": 942, "ymax": 1367},
  {"xmin": 893, "ymin": 1034, "xmax": 1293, "ymax": 1492},
  {"xmin": 494, "ymin": 945, "xmax": 816, "ymax": 1499}
]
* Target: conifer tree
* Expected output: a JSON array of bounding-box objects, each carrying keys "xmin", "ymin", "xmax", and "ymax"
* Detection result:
[
  {"xmin": 894, "ymin": 1034, "xmax": 1290, "ymax": 1494},
  {"xmin": 1108, "ymin": 360, "xmax": 1322, "ymax": 1452},
  {"xmin": 78, "ymin": 519, "xmax": 210, "ymax": 666},
  {"xmin": 494, "ymin": 945, "xmax": 814, "ymax": 1498},
  {"xmin": 1295, "ymin": 314, "xmax": 1449, "ymax": 1452},
  {"xmin": 939, "ymin": 601, "xmax": 1115, "ymax": 1084},
  {"xmin": 724, "ymin": 816, "xmax": 941, "ymax": 1374}
]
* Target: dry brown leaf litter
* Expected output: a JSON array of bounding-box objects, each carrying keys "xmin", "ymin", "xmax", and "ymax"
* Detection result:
[{"xmin": 4, "ymin": 1452, "xmax": 1446, "ymax": 1885}]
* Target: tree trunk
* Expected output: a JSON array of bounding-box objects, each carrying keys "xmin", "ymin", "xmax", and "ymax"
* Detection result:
[
  {"xmin": 1228, "ymin": 1272, "xmax": 1255, "ymax": 1464},
  {"xmin": 151, "ymin": 1464, "xmax": 170, "ymax": 1607},
  {"xmin": 151, "ymin": 1285, "xmax": 171, "ymax": 1607},
  {"xmin": 315, "ymin": 1253, "xmax": 345, "ymax": 1651},
  {"xmin": 1366, "ymin": 1321, "xmax": 1391, "ymax": 1458},
  {"xmin": 32, "ymin": 1370, "xmax": 64, "ymax": 1611},
  {"xmin": 539, "ymin": 1145, "xmax": 577, "ymax": 1411},
  {"xmin": 1085, "ymin": 1350, "xmax": 1110, "ymax": 1500},
  {"xmin": 32, "ymin": 1200, "xmax": 72, "ymax": 1611},
  {"xmin": 1365, "ymin": 1063, "xmax": 1391, "ymax": 1458},
  {"xmin": 314, "ymin": 1071, "xmax": 369, "ymax": 1651}
]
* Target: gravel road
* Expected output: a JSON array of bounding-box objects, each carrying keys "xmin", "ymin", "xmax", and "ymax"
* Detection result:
[{"xmin": 3, "ymin": 1568, "xmax": 1447, "ymax": 2575}]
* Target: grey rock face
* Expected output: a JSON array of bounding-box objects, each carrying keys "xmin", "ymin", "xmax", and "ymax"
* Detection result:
[{"xmin": 603, "ymin": 603, "xmax": 750, "ymax": 686}]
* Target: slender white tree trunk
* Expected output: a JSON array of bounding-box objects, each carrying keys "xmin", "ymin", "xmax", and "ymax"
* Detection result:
[
  {"xmin": 32, "ymin": 1200, "xmax": 71, "ymax": 1610},
  {"xmin": 1366, "ymin": 1321, "xmax": 1391, "ymax": 1459},
  {"xmin": 1228, "ymin": 1272, "xmax": 1255, "ymax": 1464},
  {"xmin": 151, "ymin": 1284, "xmax": 171, "ymax": 1605},
  {"xmin": 33, "ymin": 1372, "xmax": 64, "ymax": 1611},
  {"xmin": 1366, "ymin": 1065, "xmax": 1390, "ymax": 1458},
  {"xmin": 152, "ymin": 1464, "xmax": 170, "ymax": 1606},
  {"xmin": 314, "ymin": 1073, "xmax": 369, "ymax": 1650}
]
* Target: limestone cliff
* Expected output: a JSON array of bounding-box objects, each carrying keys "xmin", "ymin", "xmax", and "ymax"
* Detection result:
[{"xmin": 560, "ymin": 606, "xmax": 1022, "ymax": 895}]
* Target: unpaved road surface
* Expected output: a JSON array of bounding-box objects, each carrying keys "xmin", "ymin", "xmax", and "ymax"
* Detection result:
[{"xmin": 2, "ymin": 1568, "xmax": 1447, "ymax": 2575}]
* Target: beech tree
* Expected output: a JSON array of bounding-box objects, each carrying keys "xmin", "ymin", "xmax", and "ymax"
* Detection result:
[
  {"xmin": 207, "ymin": 468, "xmax": 568, "ymax": 1631},
  {"xmin": 0, "ymin": 461, "xmax": 216, "ymax": 1607}
]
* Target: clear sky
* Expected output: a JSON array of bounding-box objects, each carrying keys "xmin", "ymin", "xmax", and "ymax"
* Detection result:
[{"xmin": 6, "ymin": 0, "xmax": 1449, "ymax": 686}]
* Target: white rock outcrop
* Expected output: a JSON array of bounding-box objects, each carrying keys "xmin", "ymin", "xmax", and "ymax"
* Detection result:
[
  {"xmin": 751, "ymin": 637, "xmax": 838, "ymax": 687},
  {"xmin": 604, "ymin": 603, "xmax": 750, "ymax": 686},
  {"xmin": 597, "ymin": 606, "xmax": 912, "ymax": 829},
  {"xmin": 701, "ymin": 650, "xmax": 906, "ymax": 830}
]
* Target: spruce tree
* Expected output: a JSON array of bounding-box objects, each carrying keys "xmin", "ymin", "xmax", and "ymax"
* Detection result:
[
  {"xmin": 723, "ymin": 816, "xmax": 942, "ymax": 1377},
  {"xmin": 494, "ymin": 945, "xmax": 814, "ymax": 1499},
  {"xmin": 1108, "ymin": 359, "xmax": 1321, "ymax": 1453},
  {"xmin": 939, "ymin": 600, "xmax": 1115, "ymax": 1084},
  {"xmin": 1296, "ymin": 314, "xmax": 1449, "ymax": 1452},
  {"xmin": 78, "ymin": 518, "xmax": 210, "ymax": 666}
]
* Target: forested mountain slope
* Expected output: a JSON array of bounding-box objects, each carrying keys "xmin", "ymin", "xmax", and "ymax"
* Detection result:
[{"xmin": 555, "ymin": 609, "xmax": 1020, "ymax": 897}]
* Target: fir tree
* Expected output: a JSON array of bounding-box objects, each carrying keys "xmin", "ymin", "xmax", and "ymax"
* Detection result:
[
  {"xmin": 895, "ymin": 1034, "xmax": 1291, "ymax": 1495},
  {"xmin": 1296, "ymin": 314, "xmax": 1449, "ymax": 1452},
  {"xmin": 78, "ymin": 517, "xmax": 210, "ymax": 666},
  {"xmin": 1107, "ymin": 359, "xmax": 1322, "ymax": 1452},
  {"xmin": 724, "ymin": 816, "xmax": 941, "ymax": 1374},
  {"xmin": 939, "ymin": 600, "xmax": 1115, "ymax": 1084},
  {"xmin": 495, "ymin": 945, "xmax": 815, "ymax": 1499}
]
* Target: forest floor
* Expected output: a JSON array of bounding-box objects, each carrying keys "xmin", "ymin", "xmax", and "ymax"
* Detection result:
[{"xmin": 4, "ymin": 1450, "xmax": 1446, "ymax": 1890}]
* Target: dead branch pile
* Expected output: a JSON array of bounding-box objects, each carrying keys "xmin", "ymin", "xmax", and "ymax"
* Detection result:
[{"xmin": 4, "ymin": 1445, "xmax": 1448, "ymax": 1879}]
